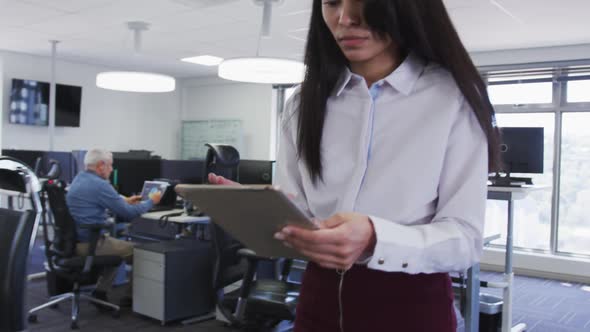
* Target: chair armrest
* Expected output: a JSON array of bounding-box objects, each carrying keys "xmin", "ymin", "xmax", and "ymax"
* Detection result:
[
  {"xmin": 79, "ymin": 224, "xmax": 111, "ymax": 272},
  {"xmin": 236, "ymin": 248, "xmax": 277, "ymax": 262},
  {"xmin": 79, "ymin": 223, "xmax": 111, "ymax": 231}
]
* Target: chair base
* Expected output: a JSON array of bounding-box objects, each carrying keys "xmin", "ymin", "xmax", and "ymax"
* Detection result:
[{"xmin": 28, "ymin": 291, "xmax": 120, "ymax": 330}]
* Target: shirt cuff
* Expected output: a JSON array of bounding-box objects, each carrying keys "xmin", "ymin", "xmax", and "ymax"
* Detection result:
[{"xmin": 366, "ymin": 215, "xmax": 425, "ymax": 274}]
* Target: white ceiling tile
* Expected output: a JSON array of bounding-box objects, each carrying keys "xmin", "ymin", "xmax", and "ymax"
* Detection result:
[
  {"xmin": 0, "ymin": 0, "xmax": 67, "ymax": 28},
  {"xmin": 20, "ymin": 0, "xmax": 118, "ymax": 14},
  {"xmin": 24, "ymin": 0, "xmax": 191, "ymax": 38},
  {"xmin": 2, "ymin": 0, "xmax": 590, "ymax": 79}
]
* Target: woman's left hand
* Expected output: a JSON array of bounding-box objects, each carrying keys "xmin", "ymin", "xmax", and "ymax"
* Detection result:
[{"xmin": 274, "ymin": 212, "xmax": 376, "ymax": 270}]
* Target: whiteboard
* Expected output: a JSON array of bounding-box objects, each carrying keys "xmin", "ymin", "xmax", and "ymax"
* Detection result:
[{"xmin": 181, "ymin": 120, "xmax": 243, "ymax": 159}]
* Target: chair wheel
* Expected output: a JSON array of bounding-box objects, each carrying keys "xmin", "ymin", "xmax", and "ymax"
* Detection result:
[
  {"xmin": 112, "ymin": 310, "xmax": 121, "ymax": 319},
  {"xmin": 28, "ymin": 314, "xmax": 38, "ymax": 323},
  {"xmin": 71, "ymin": 321, "xmax": 79, "ymax": 330}
]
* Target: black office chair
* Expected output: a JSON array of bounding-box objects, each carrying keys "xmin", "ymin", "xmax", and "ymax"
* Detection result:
[
  {"xmin": 203, "ymin": 144, "xmax": 299, "ymax": 331},
  {"xmin": 0, "ymin": 156, "xmax": 43, "ymax": 332},
  {"xmin": 27, "ymin": 180, "xmax": 122, "ymax": 330},
  {"xmin": 0, "ymin": 209, "xmax": 37, "ymax": 331}
]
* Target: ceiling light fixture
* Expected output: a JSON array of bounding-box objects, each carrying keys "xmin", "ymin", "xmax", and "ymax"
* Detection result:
[
  {"xmin": 218, "ymin": 0, "xmax": 305, "ymax": 84},
  {"xmin": 182, "ymin": 55, "xmax": 224, "ymax": 66},
  {"xmin": 96, "ymin": 22, "xmax": 176, "ymax": 93}
]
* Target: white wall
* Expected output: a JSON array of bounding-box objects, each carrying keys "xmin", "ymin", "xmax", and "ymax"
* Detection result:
[
  {"xmin": 180, "ymin": 77, "xmax": 274, "ymax": 160},
  {"xmin": 471, "ymin": 43, "xmax": 590, "ymax": 67},
  {"xmin": 0, "ymin": 51, "xmax": 180, "ymax": 159}
]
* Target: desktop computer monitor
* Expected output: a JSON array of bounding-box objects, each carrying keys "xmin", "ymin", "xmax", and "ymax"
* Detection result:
[
  {"xmin": 499, "ymin": 127, "xmax": 544, "ymax": 174},
  {"xmin": 111, "ymin": 158, "xmax": 161, "ymax": 196},
  {"xmin": 160, "ymin": 159, "xmax": 204, "ymax": 184},
  {"xmin": 238, "ymin": 160, "xmax": 275, "ymax": 185},
  {"xmin": 491, "ymin": 127, "xmax": 544, "ymax": 186}
]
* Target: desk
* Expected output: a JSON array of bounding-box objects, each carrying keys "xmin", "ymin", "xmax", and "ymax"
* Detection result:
[
  {"xmin": 141, "ymin": 209, "xmax": 210, "ymax": 225},
  {"xmin": 487, "ymin": 186, "xmax": 547, "ymax": 332},
  {"xmin": 131, "ymin": 209, "xmax": 210, "ymax": 241},
  {"xmin": 464, "ymin": 186, "xmax": 547, "ymax": 332}
]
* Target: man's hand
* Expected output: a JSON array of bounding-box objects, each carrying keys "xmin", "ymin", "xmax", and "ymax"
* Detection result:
[
  {"xmin": 149, "ymin": 191, "xmax": 162, "ymax": 205},
  {"xmin": 274, "ymin": 212, "xmax": 376, "ymax": 270},
  {"xmin": 124, "ymin": 195, "xmax": 142, "ymax": 205},
  {"xmin": 208, "ymin": 173, "xmax": 240, "ymax": 186}
]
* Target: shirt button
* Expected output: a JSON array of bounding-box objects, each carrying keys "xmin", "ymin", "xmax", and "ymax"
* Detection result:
[
  {"xmin": 402, "ymin": 263, "xmax": 409, "ymax": 268},
  {"xmin": 378, "ymin": 258, "xmax": 385, "ymax": 265}
]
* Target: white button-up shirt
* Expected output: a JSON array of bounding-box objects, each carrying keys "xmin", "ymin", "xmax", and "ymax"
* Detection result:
[{"xmin": 274, "ymin": 53, "xmax": 488, "ymax": 274}]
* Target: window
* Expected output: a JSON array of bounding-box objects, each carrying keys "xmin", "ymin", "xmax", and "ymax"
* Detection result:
[
  {"xmin": 485, "ymin": 113, "xmax": 554, "ymax": 250},
  {"xmin": 567, "ymin": 80, "xmax": 590, "ymax": 103},
  {"xmin": 558, "ymin": 113, "xmax": 590, "ymax": 255},
  {"xmin": 488, "ymin": 81, "xmax": 553, "ymax": 105}
]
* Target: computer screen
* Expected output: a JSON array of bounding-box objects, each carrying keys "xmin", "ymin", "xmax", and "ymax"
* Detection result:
[
  {"xmin": 9, "ymin": 79, "xmax": 49, "ymax": 126},
  {"xmin": 1, "ymin": 149, "xmax": 45, "ymax": 170},
  {"xmin": 55, "ymin": 83, "xmax": 82, "ymax": 127},
  {"xmin": 238, "ymin": 160, "xmax": 275, "ymax": 184},
  {"xmin": 8, "ymin": 79, "xmax": 82, "ymax": 127},
  {"xmin": 111, "ymin": 158, "xmax": 161, "ymax": 196},
  {"xmin": 499, "ymin": 127, "xmax": 544, "ymax": 174},
  {"xmin": 140, "ymin": 181, "xmax": 169, "ymax": 201},
  {"xmin": 160, "ymin": 159, "xmax": 204, "ymax": 184}
]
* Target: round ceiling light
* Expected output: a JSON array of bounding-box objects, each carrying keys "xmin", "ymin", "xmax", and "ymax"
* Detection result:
[
  {"xmin": 218, "ymin": 57, "xmax": 305, "ymax": 84},
  {"xmin": 96, "ymin": 71, "xmax": 176, "ymax": 93}
]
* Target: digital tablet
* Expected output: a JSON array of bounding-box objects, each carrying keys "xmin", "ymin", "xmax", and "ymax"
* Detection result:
[{"xmin": 175, "ymin": 184, "xmax": 317, "ymax": 260}]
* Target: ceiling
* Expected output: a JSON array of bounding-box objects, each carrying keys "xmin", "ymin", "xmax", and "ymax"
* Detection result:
[{"xmin": 0, "ymin": 0, "xmax": 589, "ymax": 79}]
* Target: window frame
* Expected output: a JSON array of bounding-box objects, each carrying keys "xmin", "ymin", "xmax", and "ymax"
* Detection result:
[{"xmin": 483, "ymin": 63, "xmax": 590, "ymax": 258}]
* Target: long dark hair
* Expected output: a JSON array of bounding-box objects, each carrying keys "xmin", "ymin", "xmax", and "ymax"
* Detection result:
[{"xmin": 298, "ymin": 0, "xmax": 501, "ymax": 183}]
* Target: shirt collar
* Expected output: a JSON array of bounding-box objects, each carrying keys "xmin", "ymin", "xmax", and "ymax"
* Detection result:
[{"xmin": 333, "ymin": 52, "xmax": 425, "ymax": 97}]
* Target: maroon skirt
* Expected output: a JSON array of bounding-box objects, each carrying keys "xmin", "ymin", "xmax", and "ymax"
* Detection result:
[{"xmin": 294, "ymin": 262, "xmax": 457, "ymax": 332}]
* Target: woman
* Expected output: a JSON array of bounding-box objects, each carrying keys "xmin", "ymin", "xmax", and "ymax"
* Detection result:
[{"xmin": 210, "ymin": 0, "xmax": 500, "ymax": 330}]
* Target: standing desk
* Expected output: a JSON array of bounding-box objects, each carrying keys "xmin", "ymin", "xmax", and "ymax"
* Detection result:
[
  {"xmin": 487, "ymin": 186, "xmax": 546, "ymax": 332},
  {"xmin": 465, "ymin": 186, "xmax": 546, "ymax": 332},
  {"xmin": 131, "ymin": 209, "xmax": 210, "ymax": 240}
]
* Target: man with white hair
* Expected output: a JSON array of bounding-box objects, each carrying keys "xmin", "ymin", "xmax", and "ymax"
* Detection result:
[{"xmin": 66, "ymin": 148, "xmax": 161, "ymax": 306}]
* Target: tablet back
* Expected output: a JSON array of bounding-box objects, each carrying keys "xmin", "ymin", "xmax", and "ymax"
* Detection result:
[{"xmin": 175, "ymin": 185, "xmax": 315, "ymax": 260}]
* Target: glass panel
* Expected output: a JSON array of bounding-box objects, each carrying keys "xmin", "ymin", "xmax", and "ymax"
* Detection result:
[
  {"xmin": 567, "ymin": 80, "xmax": 590, "ymax": 103},
  {"xmin": 285, "ymin": 87, "xmax": 297, "ymax": 103},
  {"xmin": 558, "ymin": 113, "xmax": 590, "ymax": 255},
  {"xmin": 485, "ymin": 113, "xmax": 554, "ymax": 250},
  {"xmin": 488, "ymin": 82, "xmax": 553, "ymax": 105}
]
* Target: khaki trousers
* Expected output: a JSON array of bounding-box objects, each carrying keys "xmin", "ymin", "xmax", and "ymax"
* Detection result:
[{"xmin": 75, "ymin": 235, "xmax": 133, "ymax": 294}]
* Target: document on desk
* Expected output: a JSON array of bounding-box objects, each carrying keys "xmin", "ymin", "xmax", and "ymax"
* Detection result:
[{"xmin": 175, "ymin": 184, "xmax": 317, "ymax": 260}]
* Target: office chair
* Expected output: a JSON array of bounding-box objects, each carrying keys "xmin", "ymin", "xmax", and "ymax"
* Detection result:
[
  {"xmin": 0, "ymin": 209, "xmax": 37, "ymax": 331},
  {"xmin": 0, "ymin": 156, "xmax": 43, "ymax": 332},
  {"xmin": 203, "ymin": 144, "xmax": 299, "ymax": 331},
  {"xmin": 27, "ymin": 180, "xmax": 122, "ymax": 330}
]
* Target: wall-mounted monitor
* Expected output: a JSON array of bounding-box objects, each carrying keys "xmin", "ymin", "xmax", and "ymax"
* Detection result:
[
  {"xmin": 8, "ymin": 79, "xmax": 82, "ymax": 127},
  {"xmin": 9, "ymin": 79, "xmax": 49, "ymax": 126},
  {"xmin": 55, "ymin": 83, "xmax": 82, "ymax": 127}
]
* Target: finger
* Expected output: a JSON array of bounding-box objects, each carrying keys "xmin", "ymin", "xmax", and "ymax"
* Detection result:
[
  {"xmin": 295, "ymin": 247, "xmax": 351, "ymax": 269},
  {"xmin": 208, "ymin": 173, "xmax": 220, "ymax": 184},
  {"xmin": 281, "ymin": 226, "xmax": 345, "ymax": 246},
  {"xmin": 322, "ymin": 214, "xmax": 348, "ymax": 229},
  {"xmin": 281, "ymin": 234, "xmax": 348, "ymax": 258}
]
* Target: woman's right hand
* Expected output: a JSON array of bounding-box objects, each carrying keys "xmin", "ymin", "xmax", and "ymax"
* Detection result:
[{"xmin": 207, "ymin": 172, "xmax": 240, "ymax": 186}]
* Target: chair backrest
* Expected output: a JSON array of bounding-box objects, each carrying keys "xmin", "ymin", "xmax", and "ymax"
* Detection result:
[
  {"xmin": 43, "ymin": 180, "xmax": 78, "ymax": 259},
  {"xmin": 0, "ymin": 209, "xmax": 36, "ymax": 331},
  {"xmin": 204, "ymin": 143, "xmax": 240, "ymax": 182},
  {"xmin": 203, "ymin": 144, "xmax": 246, "ymax": 292}
]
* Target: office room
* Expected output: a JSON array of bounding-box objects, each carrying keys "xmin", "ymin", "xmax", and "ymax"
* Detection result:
[{"xmin": 0, "ymin": 0, "xmax": 589, "ymax": 331}]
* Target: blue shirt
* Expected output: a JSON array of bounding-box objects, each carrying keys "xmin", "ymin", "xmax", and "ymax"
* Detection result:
[{"xmin": 66, "ymin": 170, "xmax": 153, "ymax": 242}]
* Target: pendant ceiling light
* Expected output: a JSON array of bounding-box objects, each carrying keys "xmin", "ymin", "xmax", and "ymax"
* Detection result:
[
  {"xmin": 218, "ymin": 0, "xmax": 305, "ymax": 84},
  {"xmin": 96, "ymin": 22, "xmax": 176, "ymax": 93}
]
